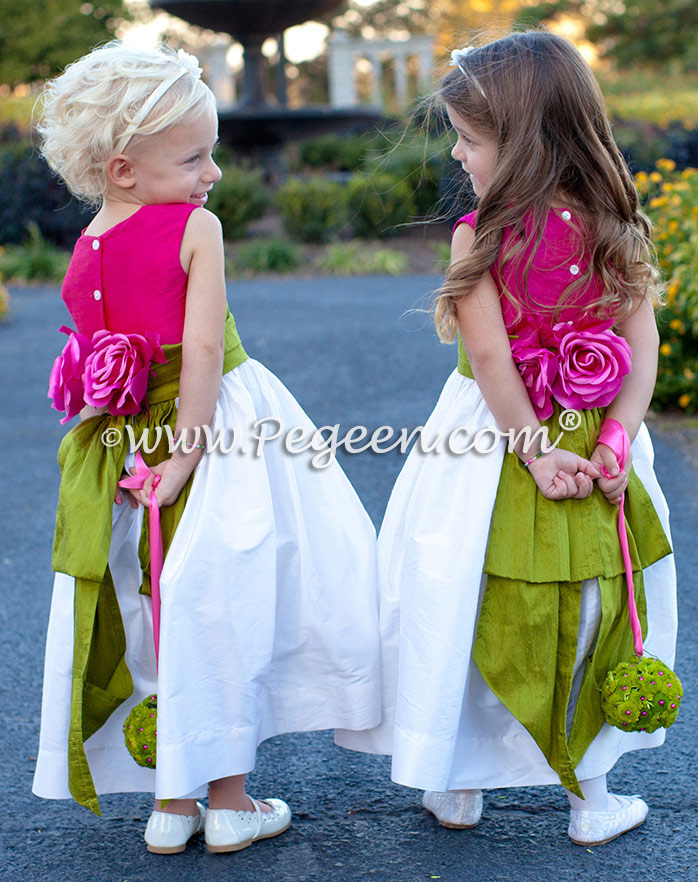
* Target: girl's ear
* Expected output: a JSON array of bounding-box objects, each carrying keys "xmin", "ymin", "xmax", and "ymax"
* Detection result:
[{"xmin": 107, "ymin": 154, "xmax": 137, "ymax": 190}]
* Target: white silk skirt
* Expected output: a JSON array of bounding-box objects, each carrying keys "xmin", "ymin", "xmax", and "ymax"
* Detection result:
[
  {"xmin": 33, "ymin": 358, "xmax": 381, "ymax": 801},
  {"xmin": 336, "ymin": 369, "xmax": 678, "ymax": 793}
]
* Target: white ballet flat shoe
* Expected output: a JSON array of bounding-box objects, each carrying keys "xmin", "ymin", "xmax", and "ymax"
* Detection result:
[
  {"xmin": 144, "ymin": 802, "xmax": 205, "ymax": 854},
  {"xmin": 205, "ymin": 797, "xmax": 291, "ymax": 853},
  {"xmin": 568, "ymin": 794, "xmax": 649, "ymax": 846},
  {"xmin": 422, "ymin": 789, "xmax": 483, "ymax": 829}
]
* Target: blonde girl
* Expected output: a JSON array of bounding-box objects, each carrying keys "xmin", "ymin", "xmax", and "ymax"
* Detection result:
[{"xmin": 33, "ymin": 41, "xmax": 380, "ymax": 855}]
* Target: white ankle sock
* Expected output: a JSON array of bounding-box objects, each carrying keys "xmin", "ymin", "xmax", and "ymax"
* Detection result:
[{"xmin": 567, "ymin": 774, "xmax": 614, "ymax": 812}]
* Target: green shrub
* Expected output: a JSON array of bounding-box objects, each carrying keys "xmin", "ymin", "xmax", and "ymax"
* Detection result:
[
  {"xmin": 313, "ymin": 241, "xmax": 408, "ymax": 276},
  {"xmin": 0, "ymin": 277, "xmax": 10, "ymax": 319},
  {"xmin": 206, "ymin": 163, "xmax": 270, "ymax": 240},
  {"xmin": 231, "ymin": 237, "xmax": 303, "ymax": 274},
  {"xmin": 363, "ymin": 132, "xmax": 451, "ymax": 217},
  {"xmin": 346, "ymin": 172, "xmax": 415, "ymax": 238},
  {"xmin": 0, "ymin": 141, "xmax": 88, "ymax": 246},
  {"xmin": 0, "ymin": 95, "xmax": 34, "ymax": 136},
  {"xmin": 636, "ymin": 160, "xmax": 698, "ymax": 412},
  {"xmin": 276, "ymin": 176, "xmax": 348, "ymax": 243},
  {"xmin": 613, "ymin": 120, "xmax": 673, "ymax": 173},
  {"xmin": 294, "ymin": 133, "xmax": 371, "ymax": 172},
  {"xmin": 0, "ymin": 222, "xmax": 70, "ymax": 281}
]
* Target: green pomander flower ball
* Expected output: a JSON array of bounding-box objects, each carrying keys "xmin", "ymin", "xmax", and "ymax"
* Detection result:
[
  {"xmin": 601, "ymin": 657, "xmax": 682, "ymax": 733},
  {"xmin": 123, "ymin": 694, "xmax": 157, "ymax": 768}
]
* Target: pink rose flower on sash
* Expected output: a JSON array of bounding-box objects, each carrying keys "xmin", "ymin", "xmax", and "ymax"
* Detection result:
[
  {"xmin": 48, "ymin": 325, "xmax": 92, "ymax": 424},
  {"xmin": 511, "ymin": 329, "xmax": 558, "ymax": 420},
  {"xmin": 83, "ymin": 330, "xmax": 166, "ymax": 415},
  {"xmin": 550, "ymin": 321, "xmax": 632, "ymax": 410}
]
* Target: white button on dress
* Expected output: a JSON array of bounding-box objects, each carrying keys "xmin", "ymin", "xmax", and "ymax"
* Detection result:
[
  {"xmin": 93, "ymin": 289, "xmax": 102, "ymax": 300},
  {"xmin": 92, "ymin": 240, "xmax": 100, "ymax": 250},
  {"xmin": 570, "ymin": 265, "xmax": 580, "ymax": 276},
  {"xmin": 562, "ymin": 210, "xmax": 572, "ymax": 221}
]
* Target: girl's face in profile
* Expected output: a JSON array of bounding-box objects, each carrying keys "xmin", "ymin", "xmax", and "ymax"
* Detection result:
[
  {"xmin": 122, "ymin": 108, "xmax": 222, "ymax": 207},
  {"xmin": 447, "ymin": 103, "xmax": 498, "ymax": 197}
]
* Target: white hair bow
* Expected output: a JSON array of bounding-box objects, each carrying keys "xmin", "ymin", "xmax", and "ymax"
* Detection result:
[
  {"xmin": 449, "ymin": 47, "xmax": 476, "ymax": 70},
  {"xmin": 448, "ymin": 46, "xmax": 487, "ymax": 99},
  {"xmin": 175, "ymin": 48, "xmax": 202, "ymax": 79}
]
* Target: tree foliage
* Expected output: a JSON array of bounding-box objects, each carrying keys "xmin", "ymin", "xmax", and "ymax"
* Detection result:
[
  {"xmin": 518, "ymin": 0, "xmax": 698, "ymax": 69},
  {"xmin": 0, "ymin": 0, "xmax": 128, "ymax": 87},
  {"xmin": 329, "ymin": 0, "xmax": 522, "ymax": 49}
]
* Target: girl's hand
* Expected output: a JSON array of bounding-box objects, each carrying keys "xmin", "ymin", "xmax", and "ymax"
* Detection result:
[
  {"xmin": 591, "ymin": 442, "xmax": 631, "ymax": 505},
  {"xmin": 114, "ymin": 479, "xmax": 139, "ymax": 509},
  {"xmin": 527, "ymin": 448, "xmax": 600, "ymax": 500},
  {"xmin": 127, "ymin": 454, "xmax": 201, "ymax": 508}
]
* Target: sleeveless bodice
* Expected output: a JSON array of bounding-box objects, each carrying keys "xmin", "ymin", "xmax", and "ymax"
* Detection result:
[
  {"xmin": 61, "ymin": 203, "xmax": 196, "ymax": 344},
  {"xmin": 455, "ymin": 207, "xmax": 605, "ymax": 335}
]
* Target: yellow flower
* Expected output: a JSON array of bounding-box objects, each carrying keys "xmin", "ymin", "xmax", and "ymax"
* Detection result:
[
  {"xmin": 660, "ymin": 343, "xmax": 672, "ymax": 356},
  {"xmin": 669, "ymin": 318, "xmax": 685, "ymax": 331},
  {"xmin": 649, "ymin": 171, "xmax": 663, "ymax": 183},
  {"xmin": 668, "ymin": 220, "xmax": 679, "ymax": 234},
  {"xmin": 656, "ymin": 158, "xmax": 676, "ymax": 172},
  {"xmin": 649, "ymin": 196, "xmax": 668, "ymax": 208},
  {"xmin": 678, "ymin": 393, "xmax": 691, "ymax": 409},
  {"xmin": 635, "ymin": 171, "xmax": 648, "ymax": 184}
]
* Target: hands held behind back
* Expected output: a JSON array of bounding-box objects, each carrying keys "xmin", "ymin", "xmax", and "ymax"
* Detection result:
[
  {"xmin": 527, "ymin": 443, "xmax": 630, "ymax": 504},
  {"xmin": 591, "ymin": 442, "xmax": 631, "ymax": 505},
  {"xmin": 527, "ymin": 447, "xmax": 600, "ymax": 501},
  {"xmin": 114, "ymin": 453, "xmax": 201, "ymax": 509}
]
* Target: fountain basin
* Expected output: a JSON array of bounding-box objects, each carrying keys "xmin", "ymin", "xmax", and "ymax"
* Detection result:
[{"xmin": 157, "ymin": 0, "xmax": 344, "ymax": 40}]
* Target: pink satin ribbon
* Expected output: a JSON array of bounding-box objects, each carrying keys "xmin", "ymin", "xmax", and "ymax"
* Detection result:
[
  {"xmin": 597, "ymin": 418, "xmax": 643, "ymax": 656},
  {"xmin": 118, "ymin": 451, "xmax": 163, "ymax": 666}
]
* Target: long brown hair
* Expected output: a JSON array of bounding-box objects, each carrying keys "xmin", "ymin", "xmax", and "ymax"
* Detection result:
[{"xmin": 433, "ymin": 31, "xmax": 662, "ymax": 342}]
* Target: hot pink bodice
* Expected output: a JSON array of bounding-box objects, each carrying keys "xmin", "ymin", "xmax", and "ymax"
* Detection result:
[
  {"xmin": 61, "ymin": 203, "xmax": 197, "ymax": 344},
  {"xmin": 455, "ymin": 208, "xmax": 604, "ymax": 334}
]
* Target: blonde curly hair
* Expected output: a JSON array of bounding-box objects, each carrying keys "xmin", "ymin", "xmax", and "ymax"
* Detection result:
[{"xmin": 35, "ymin": 41, "xmax": 216, "ymax": 207}]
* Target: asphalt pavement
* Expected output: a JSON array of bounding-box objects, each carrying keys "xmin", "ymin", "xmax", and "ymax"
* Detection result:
[{"xmin": 1, "ymin": 276, "xmax": 696, "ymax": 882}]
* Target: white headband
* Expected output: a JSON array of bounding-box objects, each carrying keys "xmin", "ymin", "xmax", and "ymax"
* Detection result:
[
  {"xmin": 115, "ymin": 49, "xmax": 203, "ymax": 154},
  {"xmin": 449, "ymin": 46, "xmax": 487, "ymax": 100}
]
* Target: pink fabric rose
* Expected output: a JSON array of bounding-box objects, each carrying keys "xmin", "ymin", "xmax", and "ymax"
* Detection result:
[
  {"xmin": 48, "ymin": 325, "xmax": 91, "ymax": 423},
  {"xmin": 550, "ymin": 321, "xmax": 632, "ymax": 410},
  {"xmin": 511, "ymin": 329, "xmax": 558, "ymax": 420},
  {"xmin": 83, "ymin": 330, "xmax": 166, "ymax": 416}
]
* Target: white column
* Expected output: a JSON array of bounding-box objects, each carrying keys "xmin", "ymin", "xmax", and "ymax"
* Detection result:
[
  {"xmin": 328, "ymin": 32, "xmax": 357, "ymax": 107},
  {"xmin": 368, "ymin": 52, "xmax": 382, "ymax": 107},
  {"xmin": 394, "ymin": 48, "xmax": 409, "ymax": 107},
  {"xmin": 417, "ymin": 42, "xmax": 434, "ymax": 93},
  {"xmin": 201, "ymin": 41, "xmax": 235, "ymax": 110}
]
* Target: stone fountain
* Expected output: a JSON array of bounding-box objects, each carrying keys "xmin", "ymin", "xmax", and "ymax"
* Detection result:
[{"xmin": 156, "ymin": 0, "xmax": 384, "ymax": 151}]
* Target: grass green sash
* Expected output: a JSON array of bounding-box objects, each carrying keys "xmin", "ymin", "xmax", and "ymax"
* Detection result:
[{"xmin": 53, "ymin": 310, "xmax": 246, "ymax": 814}]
